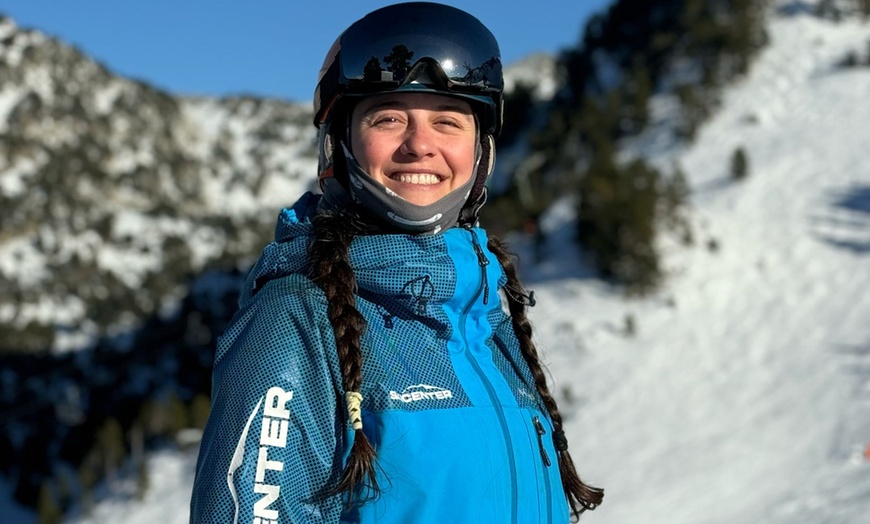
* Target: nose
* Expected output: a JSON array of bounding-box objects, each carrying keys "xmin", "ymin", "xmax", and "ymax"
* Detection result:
[{"xmin": 398, "ymin": 122, "xmax": 435, "ymax": 158}]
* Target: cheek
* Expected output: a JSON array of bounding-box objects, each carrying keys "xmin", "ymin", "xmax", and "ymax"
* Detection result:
[
  {"xmin": 451, "ymin": 142, "xmax": 478, "ymax": 178},
  {"xmin": 351, "ymin": 132, "xmax": 396, "ymax": 172},
  {"xmin": 350, "ymin": 135, "xmax": 376, "ymax": 169}
]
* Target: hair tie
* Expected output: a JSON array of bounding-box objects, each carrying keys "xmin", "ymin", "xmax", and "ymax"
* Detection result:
[
  {"xmin": 553, "ymin": 430, "xmax": 569, "ymax": 452},
  {"xmin": 346, "ymin": 391, "xmax": 363, "ymax": 430}
]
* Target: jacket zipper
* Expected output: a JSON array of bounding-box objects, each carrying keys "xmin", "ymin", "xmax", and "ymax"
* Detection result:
[
  {"xmin": 533, "ymin": 415, "xmax": 554, "ymax": 523},
  {"xmin": 467, "ymin": 226, "xmax": 490, "ymax": 305},
  {"xmin": 459, "ymin": 228, "xmax": 517, "ymax": 523},
  {"xmin": 532, "ymin": 416, "xmax": 552, "ymax": 466}
]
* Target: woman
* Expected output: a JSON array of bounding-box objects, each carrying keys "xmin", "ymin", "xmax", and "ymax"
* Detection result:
[{"xmin": 190, "ymin": 3, "xmax": 602, "ymax": 523}]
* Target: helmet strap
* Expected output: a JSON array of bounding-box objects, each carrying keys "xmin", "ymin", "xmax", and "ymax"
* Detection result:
[
  {"xmin": 335, "ymin": 141, "xmax": 479, "ymax": 235},
  {"xmin": 459, "ymin": 133, "xmax": 495, "ymax": 227}
]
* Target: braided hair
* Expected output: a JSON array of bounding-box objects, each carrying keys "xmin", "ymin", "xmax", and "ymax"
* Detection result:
[
  {"xmin": 307, "ymin": 209, "xmax": 378, "ymax": 506},
  {"xmin": 487, "ymin": 236, "xmax": 604, "ymax": 520},
  {"xmin": 308, "ymin": 207, "xmax": 602, "ymax": 518}
]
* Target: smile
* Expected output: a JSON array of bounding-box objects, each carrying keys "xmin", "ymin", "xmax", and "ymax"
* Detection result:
[{"xmin": 390, "ymin": 173, "xmax": 443, "ymax": 185}]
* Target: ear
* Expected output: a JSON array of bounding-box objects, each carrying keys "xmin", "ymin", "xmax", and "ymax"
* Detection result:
[
  {"xmin": 482, "ymin": 133, "xmax": 496, "ymax": 178},
  {"xmin": 317, "ymin": 124, "xmax": 335, "ymax": 187},
  {"xmin": 318, "ymin": 123, "xmax": 355, "ymax": 194}
]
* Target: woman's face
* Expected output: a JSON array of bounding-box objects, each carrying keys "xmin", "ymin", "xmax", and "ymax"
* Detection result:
[{"xmin": 350, "ymin": 92, "xmax": 477, "ymax": 207}]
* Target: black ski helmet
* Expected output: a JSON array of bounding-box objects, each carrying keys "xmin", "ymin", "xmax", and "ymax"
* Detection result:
[
  {"xmin": 314, "ymin": 2, "xmax": 504, "ymax": 136},
  {"xmin": 313, "ymin": 2, "xmax": 504, "ymax": 232}
]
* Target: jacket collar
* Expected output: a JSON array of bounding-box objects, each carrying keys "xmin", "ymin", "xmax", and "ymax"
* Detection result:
[{"xmin": 243, "ymin": 192, "xmax": 499, "ymax": 318}]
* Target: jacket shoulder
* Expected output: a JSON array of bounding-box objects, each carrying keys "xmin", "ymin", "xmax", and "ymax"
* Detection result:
[{"xmin": 215, "ymin": 273, "xmax": 330, "ymax": 368}]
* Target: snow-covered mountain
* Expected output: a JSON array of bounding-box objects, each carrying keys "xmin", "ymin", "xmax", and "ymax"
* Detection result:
[
  {"xmin": 0, "ymin": 14, "xmax": 318, "ymax": 353},
  {"xmin": 3, "ymin": 0, "xmax": 870, "ymax": 522}
]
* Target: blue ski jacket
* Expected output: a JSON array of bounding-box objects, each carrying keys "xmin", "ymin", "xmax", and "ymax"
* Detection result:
[{"xmin": 190, "ymin": 192, "xmax": 569, "ymax": 523}]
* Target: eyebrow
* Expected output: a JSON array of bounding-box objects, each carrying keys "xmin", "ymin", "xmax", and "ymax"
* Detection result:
[{"xmin": 359, "ymin": 99, "xmax": 473, "ymax": 115}]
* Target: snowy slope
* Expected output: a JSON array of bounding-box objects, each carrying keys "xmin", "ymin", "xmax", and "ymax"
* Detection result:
[
  {"xmin": 528, "ymin": 6, "xmax": 870, "ymax": 523},
  {"xmin": 3, "ymin": 3, "xmax": 869, "ymax": 523}
]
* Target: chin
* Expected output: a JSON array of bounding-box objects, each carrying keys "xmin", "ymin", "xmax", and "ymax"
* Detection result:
[
  {"xmin": 403, "ymin": 194, "xmax": 447, "ymax": 207},
  {"xmin": 392, "ymin": 187, "xmax": 448, "ymax": 207}
]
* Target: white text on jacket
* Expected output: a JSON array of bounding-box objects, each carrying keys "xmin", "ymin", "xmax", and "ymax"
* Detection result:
[
  {"xmin": 389, "ymin": 384, "xmax": 453, "ymax": 403},
  {"xmin": 253, "ymin": 387, "xmax": 293, "ymax": 523}
]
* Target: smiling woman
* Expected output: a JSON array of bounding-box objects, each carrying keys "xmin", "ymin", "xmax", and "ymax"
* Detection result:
[
  {"xmin": 350, "ymin": 92, "xmax": 478, "ymax": 207},
  {"xmin": 189, "ymin": 3, "xmax": 603, "ymax": 523}
]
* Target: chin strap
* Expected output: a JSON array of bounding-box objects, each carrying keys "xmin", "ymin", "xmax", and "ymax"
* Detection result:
[
  {"xmin": 458, "ymin": 134, "xmax": 495, "ymax": 227},
  {"xmin": 334, "ymin": 140, "xmax": 479, "ymax": 235}
]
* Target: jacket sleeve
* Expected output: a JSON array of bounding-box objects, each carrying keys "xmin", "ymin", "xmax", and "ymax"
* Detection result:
[{"xmin": 190, "ymin": 275, "xmax": 346, "ymax": 524}]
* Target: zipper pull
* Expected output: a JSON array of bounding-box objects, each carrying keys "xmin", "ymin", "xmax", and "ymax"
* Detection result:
[
  {"xmin": 532, "ymin": 416, "xmax": 552, "ymax": 467},
  {"xmin": 468, "ymin": 229, "xmax": 490, "ymax": 305},
  {"xmin": 377, "ymin": 305, "xmax": 394, "ymax": 329}
]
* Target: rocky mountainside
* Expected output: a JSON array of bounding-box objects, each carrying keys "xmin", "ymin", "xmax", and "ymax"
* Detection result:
[{"xmin": 0, "ymin": 15, "xmax": 317, "ymax": 353}]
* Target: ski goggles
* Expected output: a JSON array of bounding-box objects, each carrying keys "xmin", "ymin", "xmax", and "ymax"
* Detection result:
[{"xmin": 314, "ymin": 2, "xmax": 503, "ymax": 134}]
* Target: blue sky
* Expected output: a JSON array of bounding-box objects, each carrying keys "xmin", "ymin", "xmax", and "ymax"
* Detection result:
[{"xmin": 0, "ymin": 0, "xmax": 611, "ymax": 103}]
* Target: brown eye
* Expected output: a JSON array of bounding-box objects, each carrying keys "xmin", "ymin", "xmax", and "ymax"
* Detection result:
[{"xmin": 371, "ymin": 114, "xmax": 404, "ymax": 128}]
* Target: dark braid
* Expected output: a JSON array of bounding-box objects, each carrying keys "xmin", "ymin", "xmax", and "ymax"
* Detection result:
[
  {"xmin": 488, "ymin": 236, "xmax": 604, "ymax": 520},
  {"xmin": 308, "ymin": 209, "xmax": 379, "ymax": 505}
]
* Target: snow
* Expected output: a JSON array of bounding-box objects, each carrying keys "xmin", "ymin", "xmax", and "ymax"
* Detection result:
[
  {"xmin": 92, "ymin": 81, "xmax": 125, "ymax": 115},
  {"xmin": 504, "ymin": 53, "xmax": 560, "ymax": 100},
  {"xmin": 0, "ymin": 154, "xmax": 39, "ymax": 198},
  {"xmin": 177, "ymin": 99, "xmax": 229, "ymax": 159},
  {"xmin": 0, "ymin": 16, "xmax": 17, "ymax": 40},
  {"xmin": 0, "ymin": 86, "xmax": 26, "ymax": 134},
  {"xmin": 66, "ymin": 449, "xmax": 198, "ymax": 524},
  {"xmin": 524, "ymin": 7, "xmax": 870, "ymax": 523},
  {"xmin": 2, "ymin": 3, "xmax": 869, "ymax": 522},
  {"xmin": 22, "ymin": 64, "xmax": 53, "ymax": 104},
  {"xmin": 0, "ymin": 237, "xmax": 50, "ymax": 288}
]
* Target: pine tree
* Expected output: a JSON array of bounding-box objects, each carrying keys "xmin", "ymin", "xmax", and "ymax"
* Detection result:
[
  {"xmin": 662, "ymin": 164, "xmax": 693, "ymax": 245},
  {"xmin": 675, "ymin": 84, "xmax": 707, "ymax": 140},
  {"xmin": 624, "ymin": 314, "xmax": 637, "ymax": 336},
  {"xmin": 383, "ymin": 44, "xmax": 414, "ymax": 79},
  {"xmin": 190, "ymin": 393, "xmax": 211, "ymax": 430},
  {"xmin": 136, "ymin": 460, "xmax": 150, "ymax": 502},
  {"xmin": 167, "ymin": 391, "xmax": 189, "ymax": 436},
  {"xmin": 498, "ymin": 82, "xmax": 535, "ymax": 147},
  {"xmin": 77, "ymin": 455, "xmax": 98, "ymax": 513},
  {"xmin": 577, "ymin": 152, "xmax": 665, "ymax": 294},
  {"xmin": 96, "ymin": 418, "xmax": 126, "ymax": 489},
  {"xmin": 626, "ymin": 59, "xmax": 653, "ymax": 132},
  {"xmin": 130, "ymin": 423, "xmax": 148, "ymax": 500},
  {"xmin": 36, "ymin": 481, "xmax": 63, "ymax": 524},
  {"xmin": 731, "ymin": 147, "xmax": 749, "ymax": 181}
]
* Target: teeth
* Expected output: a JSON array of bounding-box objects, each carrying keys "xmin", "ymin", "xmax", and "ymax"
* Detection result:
[{"xmin": 394, "ymin": 173, "xmax": 440, "ymax": 185}]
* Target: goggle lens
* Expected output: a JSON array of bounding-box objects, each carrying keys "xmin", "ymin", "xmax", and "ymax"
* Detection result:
[{"xmin": 337, "ymin": 3, "xmax": 502, "ymax": 94}]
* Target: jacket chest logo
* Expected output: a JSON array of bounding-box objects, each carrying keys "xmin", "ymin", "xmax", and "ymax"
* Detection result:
[
  {"xmin": 389, "ymin": 384, "xmax": 453, "ymax": 403},
  {"xmin": 402, "ymin": 275, "xmax": 435, "ymax": 315}
]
